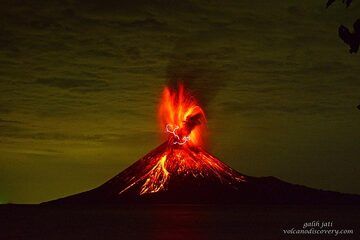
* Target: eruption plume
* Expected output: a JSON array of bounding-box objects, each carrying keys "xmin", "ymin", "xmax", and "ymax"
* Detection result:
[
  {"xmin": 112, "ymin": 83, "xmax": 245, "ymax": 197},
  {"xmin": 159, "ymin": 83, "xmax": 206, "ymax": 147},
  {"xmin": 45, "ymin": 83, "xmax": 360, "ymax": 205}
]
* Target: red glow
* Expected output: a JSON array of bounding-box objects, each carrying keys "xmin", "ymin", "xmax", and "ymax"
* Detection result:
[
  {"xmin": 158, "ymin": 83, "xmax": 206, "ymax": 147},
  {"xmin": 115, "ymin": 83, "xmax": 245, "ymax": 197}
]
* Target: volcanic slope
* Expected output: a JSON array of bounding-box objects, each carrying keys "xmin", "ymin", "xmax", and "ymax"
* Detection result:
[
  {"xmin": 47, "ymin": 84, "xmax": 360, "ymax": 205},
  {"xmin": 46, "ymin": 142, "xmax": 360, "ymax": 205}
]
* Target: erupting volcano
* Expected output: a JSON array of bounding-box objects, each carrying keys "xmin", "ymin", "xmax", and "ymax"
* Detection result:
[
  {"xmin": 127, "ymin": 83, "xmax": 246, "ymax": 197},
  {"xmin": 47, "ymin": 83, "xmax": 360, "ymax": 205}
]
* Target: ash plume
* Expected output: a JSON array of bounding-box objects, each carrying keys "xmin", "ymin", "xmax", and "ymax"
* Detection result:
[{"xmin": 165, "ymin": 37, "xmax": 229, "ymax": 109}]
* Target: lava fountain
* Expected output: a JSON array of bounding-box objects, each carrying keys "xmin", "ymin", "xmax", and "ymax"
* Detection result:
[
  {"xmin": 113, "ymin": 83, "xmax": 246, "ymax": 197},
  {"xmin": 46, "ymin": 83, "xmax": 360, "ymax": 205},
  {"xmin": 159, "ymin": 83, "xmax": 206, "ymax": 147}
]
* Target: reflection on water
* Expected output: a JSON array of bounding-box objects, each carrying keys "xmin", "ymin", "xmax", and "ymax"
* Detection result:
[
  {"xmin": 147, "ymin": 205, "xmax": 209, "ymax": 240},
  {"xmin": 1, "ymin": 205, "xmax": 358, "ymax": 240}
]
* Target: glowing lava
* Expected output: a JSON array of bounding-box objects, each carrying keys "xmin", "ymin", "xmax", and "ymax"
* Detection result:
[
  {"xmin": 159, "ymin": 83, "xmax": 206, "ymax": 147},
  {"xmin": 46, "ymin": 83, "xmax": 360, "ymax": 205},
  {"xmin": 115, "ymin": 83, "xmax": 245, "ymax": 196}
]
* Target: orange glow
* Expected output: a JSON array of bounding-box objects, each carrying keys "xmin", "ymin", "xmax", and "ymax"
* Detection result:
[
  {"xmin": 117, "ymin": 142, "xmax": 245, "ymax": 196},
  {"xmin": 140, "ymin": 155, "xmax": 169, "ymax": 195},
  {"xmin": 158, "ymin": 83, "xmax": 206, "ymax": 147},
  {"xmin": 116, "ymin": 83, "xmax": 246, "ymax": 197}
]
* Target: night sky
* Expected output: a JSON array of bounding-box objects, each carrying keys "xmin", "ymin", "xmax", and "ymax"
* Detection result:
[{"xmin": 0, "ymin": 0, "xmax": 359, "ymax": 203}]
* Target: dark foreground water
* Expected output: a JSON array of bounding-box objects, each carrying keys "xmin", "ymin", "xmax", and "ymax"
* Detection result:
[{"xmin": 0, "ymin": 204, "xmax": 359, "ymax": 240}]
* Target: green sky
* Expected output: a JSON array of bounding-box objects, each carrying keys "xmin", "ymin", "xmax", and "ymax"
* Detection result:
[{"xmin": 0, "ymin": 0, "xmax": 359, "ymax": 203}]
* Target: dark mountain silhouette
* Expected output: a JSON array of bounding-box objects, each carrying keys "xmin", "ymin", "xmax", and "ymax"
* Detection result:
[
  {"xmin": 339, "ymin": 19, "xmax": 360, "ymax": 53},
  {"xmin": 326, "ymin": 0, "xmax": 353, "ymax": 8},
  {"xmin": 44, "ymin": 142, "xmax": 360, "ymax": 205},
  {"xmin": 43, "ymin": 83, "xmax": 360, "ymax": 206}
]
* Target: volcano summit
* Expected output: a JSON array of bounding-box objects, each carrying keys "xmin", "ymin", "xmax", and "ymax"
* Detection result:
[{"xmin": 46, "ymin": 84, "xmax": 360, "ymax": 205}]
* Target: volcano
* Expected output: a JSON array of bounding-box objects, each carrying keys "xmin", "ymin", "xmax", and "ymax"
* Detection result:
[{"xmin": 46, "ymin": 84, "xmax": 360, "ymax": 205}]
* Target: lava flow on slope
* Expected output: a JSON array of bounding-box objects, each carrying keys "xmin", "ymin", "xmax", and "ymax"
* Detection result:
[
  {"xmin": 93, "ymin": 83, "xmax": 247, "ymax": 203},
  {"xmin": 114, "ymin": 83, "xmax": 246, "ymax": 197},
  {"xmin": 47, "ymin": 83, "xmax": 360, "ymax": 205},
  {"xmin": 48, "ymin": 83, "xmax": 249, "ymax": 204}
]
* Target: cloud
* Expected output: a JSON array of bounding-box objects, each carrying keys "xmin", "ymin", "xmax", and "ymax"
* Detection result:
[
  {"xmin": 130, "ymin": 18, "xmax": 167, "ymax": 30},
  {"xmin": 0, "ymin": 118, "xmax": 21, "ymax": 124},
  {"xmin": 0, "ymin": 126, "xmax": 158, "ymax": 146},
  {"xmin": 36, "ymin": 77, "xmax": 109, "ymax": 92},
  {"xmin": 287, "ymin": 6, "xmax": 306, "ymax": 17},
  {"xmin": 0, "ymin": 104, "xmax": 11, "ymax": 114},
  {"xmin": 1, "ymin": 0, "xmax": 360, "ymax": 202},
  {"xmin": 165, "ymin": 35, "xmax": 233, "ymax": 107},
  {"xmin": 220, "ymin": 99, "xmax": 342, "ymax": 116}
]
